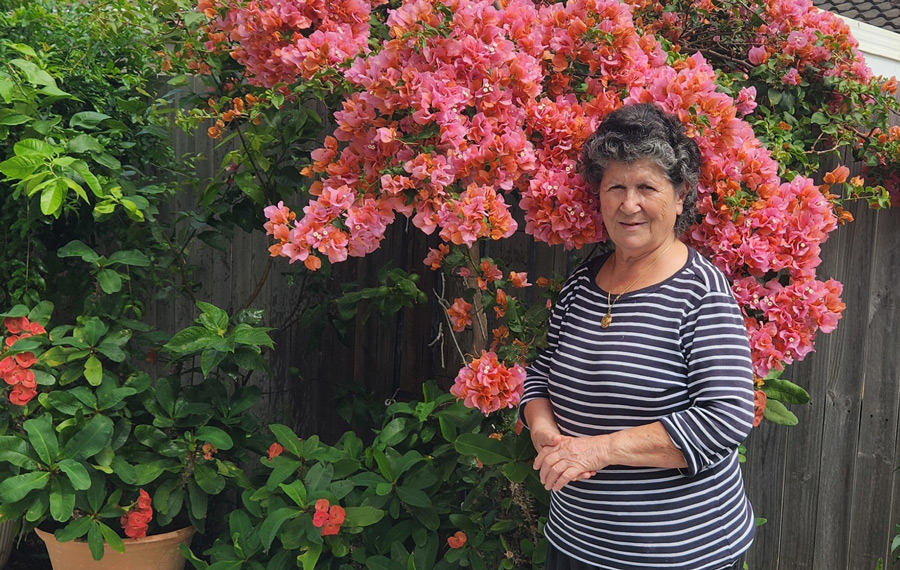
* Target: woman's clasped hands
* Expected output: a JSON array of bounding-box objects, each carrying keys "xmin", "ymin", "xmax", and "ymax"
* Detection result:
[{"xmin": 533, "ymin": 434, "xmax": 608, "ymax": 492}]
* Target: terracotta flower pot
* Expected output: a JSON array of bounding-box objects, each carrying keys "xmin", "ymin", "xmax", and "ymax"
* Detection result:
[{"xmin": 35, "ymin": 526, "xmax": 195, "ymax": 570}]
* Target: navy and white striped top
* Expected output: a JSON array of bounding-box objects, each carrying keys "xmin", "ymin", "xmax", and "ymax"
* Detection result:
[{"xmin": 521, "ymin": 248, "xmax": 755, "ymax": 570}]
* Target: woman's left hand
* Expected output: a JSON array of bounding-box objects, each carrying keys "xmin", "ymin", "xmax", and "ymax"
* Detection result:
[{"xmin": 533, "ymin": 435, "xmax": 609, "ymax": 492}]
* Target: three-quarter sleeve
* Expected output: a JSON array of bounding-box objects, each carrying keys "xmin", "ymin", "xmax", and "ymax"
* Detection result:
[
  {"xmin": 517, "ymin": 264, "xmax": 588, "ymax": 426},
  {"xmin": 660, "ymin": 288, "xmax": 756, "ymax": 477}
]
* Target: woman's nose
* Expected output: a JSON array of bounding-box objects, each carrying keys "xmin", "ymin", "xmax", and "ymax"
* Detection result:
[{"xmin": 620, "ymin": 188, "xmax": 641, "ymax": 213}]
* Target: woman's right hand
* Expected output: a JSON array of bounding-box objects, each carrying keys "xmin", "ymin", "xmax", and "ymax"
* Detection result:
[{"xmin": 530, "ymin": 427, "xmax": 563, "ymax": 453}]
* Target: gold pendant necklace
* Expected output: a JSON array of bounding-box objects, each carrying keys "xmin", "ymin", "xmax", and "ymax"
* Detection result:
[{"xmin": 600, "ymin": 240, "xmax": 676, "ymax": 329}]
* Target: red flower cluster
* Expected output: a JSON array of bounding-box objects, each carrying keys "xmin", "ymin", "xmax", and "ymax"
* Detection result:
[
  {"xmin": 312, "ymin": 498, "xmax": 345, "ymax": 536},
  {"xmin": 267, "ymin": 442, "xmax": 284, "ymax": 461},
  {"xmin": 120, "ymin": 489, "xmax": 153, "ymax": 539},
  {"xmin": 1, "ymin": 316, "xmax": 46, "ymax": 406},
  {"xmin": 447, "ymin": 531, "xmax": 467, "ymax": 549}
]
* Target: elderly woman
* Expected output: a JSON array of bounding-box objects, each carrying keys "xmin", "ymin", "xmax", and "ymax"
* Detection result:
[{"xmin": 520, "ymin": 103, "xmax": 755, "ymax": 570}]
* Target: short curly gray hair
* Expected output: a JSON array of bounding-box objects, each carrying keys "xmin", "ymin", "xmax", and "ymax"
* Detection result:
[{"xmin": 580, "ymin": 103, "xmax": 701, "ymax": 236}]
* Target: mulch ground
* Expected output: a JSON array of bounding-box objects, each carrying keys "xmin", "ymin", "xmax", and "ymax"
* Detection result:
[{"xmin": 5, "ymin": 532, "xmax": 52, "ymax": 570}]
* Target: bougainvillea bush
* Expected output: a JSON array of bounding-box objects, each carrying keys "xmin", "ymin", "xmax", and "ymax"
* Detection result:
[{"xmin": 183, "ymin": 0, "xmax": 899, "ymax": 428}]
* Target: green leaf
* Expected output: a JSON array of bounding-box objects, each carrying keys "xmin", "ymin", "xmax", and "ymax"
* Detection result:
[
  {"xmin": 269, "ymin": 424, "xmax": 303, "ymax": 456},
  {"xmin": 188, "ymin": 478, "xmax": 209, "ymax": 522},
  {"xmin": 7, "ymin": 43, "xmax": 37, "ymax": 57},
  {"xmin": 79, "ymin": 317, "xmax": 109, "ymax": 345},
  {"xmin": 165, "ymin": 326, "xmax": 216, "ymax": 355},
  {"xmin": 87, "ymin": 521, "xmax": 105, "ymax": 561},
  {"xmin": 97, "ymin": 269, "xmax": 124, "ymax": 294},
  {"xmin": 58, "ymin": 240, "xmax": 101, "ymax": 263},
  {"xmin": 502, "ymin": 461, "xmax": 532, "ymax": 483},
  {"xmin": 67, "ymin": 134, "xmax": 104, "ymax": 154},
  {"xmin": 0, "ymin": 471, "xmax": 50, "ymax": 502},
  {"xmin": 0, "ymin": 114, "xmax": 30, "ymax": 126},
  {"xmin": 17, "ymin": 138, "xmax": 57, "ymax": 157},
  {"xmin": 265, "ymin": 458, "xmax": 303, "ymax": 490},
  {"xmin": 761, "ymin": 378, "xmax": 810, "ymax": 405},
  {"xmin": 55, "ymin": 517, "xmax": 92, "ymax": 542},
  {"xmin": 207, "ymin": 562, "xmax": 242, "ymax": 570},
  {"xmin": 304, "ymin": 462, "xmax": 333, "ymax": 493},
  {"xmin": 69, "ymin": 160, "xmax": 103, "ymax": 197},
  {"xmin": 193, "ymin": 463, "xmax": 225, "ymax": 494},
  {"xmin": 234, "ymin": 171, "xmax": 265, "ymax": 204},
  {"xmin": 95, "ymin": 342, "xmax": 126, "ymax": 363},
  {"xmin": 343, "ymin": 506, "xmax": 386, "ymax": 528},
  {"xmin": 0, "ymin": 436, "xmax": 39, "ymax": 469},
  {"xmin": 40, "ymin": 181, "xmax": 65, "ymax": 216},
  {"xmin": 0, "ymin": 155, "xmax": 41, "ymax": 179},
  {"xmin": 92, "ymin": 152, "xmax": 121, "ymax": 170},
  {"xmin": 200, "ymin": 348, "xmax": 227, "ymax": 377},
  {"xmin": 196, "ymin": 301, "xmax": 229, "ymax": 333},
  {"xmin": 58, "ymin": 458, "xmax": 92, "ymax": 490},
  {"xmin": 50, "ymin": 476, "xmax": 76, "ymax": 522},
  {"xmin": 70, "ymin": 112, "xmax": 111, "ymax": 130},
  {"xmin": 98, "ymin": 522, "xmax": 125, "ymax": 554},
  {"xmin": 63, "ymin": 414, "xmax": 114, "ymax": 460},
  {"xmin": 196, "ymin": 426, "xmax": 234, "ymax": 451},
  {"xmin": 107, "ymin": 250, "xmax": 151, "ymax": 267},
  {"xmin": 9, "ymin": 59, "xmax": 55, "ymax": 86},
  {"xmin": 763, "ymin": 399, "xmax": 799, "ymax": 426},
  {"xmin": 84, "ymin": 355, "xmax": 103, "ymax": 385},
  {"xmin": 231, "ymin": 324, "xmax": 274, "ymax": 348},
  {"xmin": 259, "ymin": 507, "xmax": 302, "ymax": 550},
  {"xmin": 396, "ymin": 486, "xmax": 431, "ymax": 508},
  {"xmin": 810, "ymin": 112, "xmax": 829, "ymax": 125},
  {"xmin": 297, "ymin": 542, "xmax": 322, "ymax": 570},
  {"xmin": 454, "ymin": 433, "xmax": 513, "ymax": 465},
  {"xmin": 379, "ymin": 417, "xmax": 413, "ymax": 447},
  {"xmin": 24, "ymin": 415, "xmax": 58, "ymax": 465},
  {"xmin": 279, "ymin": 480, "xmax": 307, "ymax": 507}
]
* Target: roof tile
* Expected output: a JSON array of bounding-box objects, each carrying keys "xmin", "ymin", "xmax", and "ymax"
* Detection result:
[{"xmin": 813, "ymin": 0, "xmax": 900, "ymax": 34}]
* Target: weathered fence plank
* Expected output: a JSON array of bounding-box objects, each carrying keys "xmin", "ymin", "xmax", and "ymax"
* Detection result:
[{"xmin": 849, "ymin": 206, "xmax": 900, "ymax": 568}]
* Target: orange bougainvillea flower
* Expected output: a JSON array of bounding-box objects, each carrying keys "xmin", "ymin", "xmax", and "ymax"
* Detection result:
[
  {"xmin": 447, "ymin": 298, "xmax": 473, "ymax": 332},
  {"xmin": 752, "ymin": 390, "xmax": 767, "ymax": 427},
  {"xmin": 823, "ymin": 165, "xmax": 850, "ymax": 185},
  {"xmin": 267, "ymin": 442, "xmax": 284, "ymax": 461},
  {"xmin": 447, "ymin": 531, "xmax": 467, "ymax": 549}
]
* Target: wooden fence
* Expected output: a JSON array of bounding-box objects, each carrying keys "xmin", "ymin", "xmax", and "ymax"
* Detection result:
[{"xmin": 156, "ymin": 119, "xmax": 900, "ymax": 568}]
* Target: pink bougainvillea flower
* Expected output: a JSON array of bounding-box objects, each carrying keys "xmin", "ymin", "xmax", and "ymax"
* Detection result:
[
  {"xmin": 450, "ymin": 351, "xmax": 525, "ymax": 414},
  {"xmin": 423, "ymin": 244, "xmax": 450, "ymax": 271},
  {"xmin": 508, "ymin": 271, "xmax": 531, "ymax": 288},
  {"xmin": 447, "ymin": 298, "xmax": 473, "ymax": 332},
  {"xmin": 753, "ymin": 390, "xmax": 767, "ymax": 427}
]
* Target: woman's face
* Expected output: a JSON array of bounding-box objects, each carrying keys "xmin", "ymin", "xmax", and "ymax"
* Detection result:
[{"xmin": 598, "ymin": 158, "xmax": 684, "ymax": 258}]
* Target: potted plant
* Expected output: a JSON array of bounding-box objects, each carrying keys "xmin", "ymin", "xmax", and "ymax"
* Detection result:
[{"xmin": 0, "ymin": 299, "xmax": 273, "ymax": 567}]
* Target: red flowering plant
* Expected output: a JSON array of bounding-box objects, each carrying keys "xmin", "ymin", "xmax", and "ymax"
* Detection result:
[
  {"xmin": 0, "ymin": 301, "xmax": 273, "ymax": 560},
  {"xmin": 183, "ymin": 0, "xmax": 900, "ymax": 430},
  {"xmin": 183, "ymin": 382, "xmax": 550, "ymax": 570}
]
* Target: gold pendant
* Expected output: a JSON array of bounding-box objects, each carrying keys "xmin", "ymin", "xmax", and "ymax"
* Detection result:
[{"xmin": 600, "ymin": 313, "xmax": 612, "ymax": 328}]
